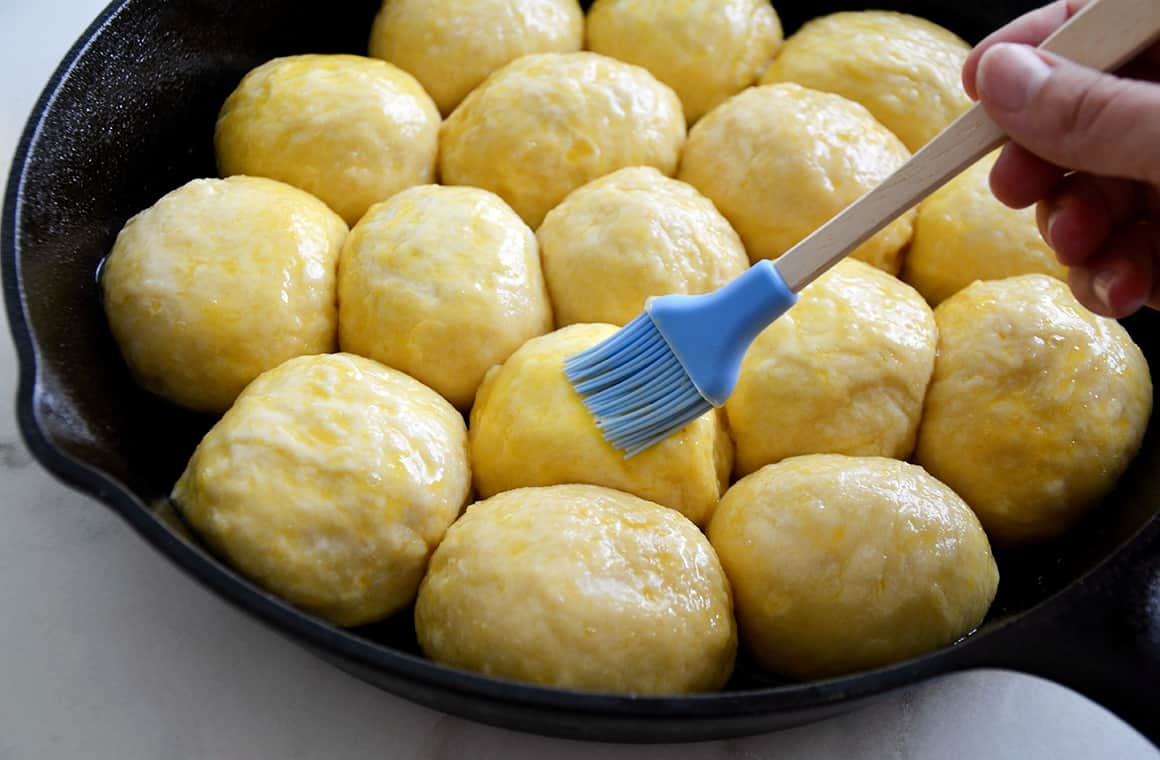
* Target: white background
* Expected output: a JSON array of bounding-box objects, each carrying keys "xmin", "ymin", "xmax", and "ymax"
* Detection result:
[{"xmin": 1, "ymin": 1, "xmax": 1157, "ymax": 757}]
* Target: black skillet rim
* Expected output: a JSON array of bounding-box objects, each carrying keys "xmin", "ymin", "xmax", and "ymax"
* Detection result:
[{"xmin": 5, "ymin": 0, "xmax": 1160, "ymax": 729}]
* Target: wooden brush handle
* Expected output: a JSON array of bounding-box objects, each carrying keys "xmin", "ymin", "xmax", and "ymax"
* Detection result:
[{"xmin": 773, "ymin": 0, "xmax": 1160, "ymax": 293}]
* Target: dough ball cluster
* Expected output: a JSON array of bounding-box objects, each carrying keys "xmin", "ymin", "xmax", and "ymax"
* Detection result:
[{"xmin": 96, "ymin": 2, "xmax": 1155, "ymax": 695}]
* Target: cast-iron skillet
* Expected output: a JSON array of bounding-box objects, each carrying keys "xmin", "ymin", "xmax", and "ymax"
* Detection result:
[{"xmin": 5, "ymin": 0, "xmax": 1160, "ymax": 745}]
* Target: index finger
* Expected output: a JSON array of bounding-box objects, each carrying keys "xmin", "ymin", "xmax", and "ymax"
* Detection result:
[{"xmin": 962, "ymin": 0, "xmax": 1078, "ymax": 99}]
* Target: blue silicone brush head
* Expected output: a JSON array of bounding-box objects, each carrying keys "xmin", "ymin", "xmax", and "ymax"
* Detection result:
[{"xmin": 565, "ymin": 260, "xmax": 798, "ymax": 457}]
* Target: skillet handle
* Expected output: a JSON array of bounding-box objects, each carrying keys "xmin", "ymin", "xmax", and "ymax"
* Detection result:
[{"xmin": 963, "ymin": 522, "xmax": 1160, "ymax": 747}]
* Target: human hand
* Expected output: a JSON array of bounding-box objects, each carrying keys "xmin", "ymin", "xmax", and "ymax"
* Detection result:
[{"xmin": 961, "ymin": 0, "xmax": 1160, "ymax": 318}]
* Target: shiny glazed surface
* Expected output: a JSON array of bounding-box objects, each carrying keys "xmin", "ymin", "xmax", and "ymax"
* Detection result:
[
  {"xmin": 678, "ymin": 82, "xmax": 914, "ymax": 271},
  {"xmin": 416, "ymin": 484, "xmax": 737, "ymax": 693},
  {"xmin": 100, "ymin": 176, "xmax": 347, "ymax": 414},
  {"xmin": 215, "ymin": 54, "xmax": 440, "ymax": 225},
  {"xmin": 439, "ymin": 51, "xmax": 686, "ymax": 228},
  {"xmin": 537, "ymin": 167, "xmax": 749, "ymax": 327},
  {"xmin": 369, "ymin": 0, "xmax": 583, "ymax": 115},
  {"xmin": 338, "ymin": 184, "xmax": 553, "ymax": 409},
  {"xmin": 917, "ymin": 275, "xmax": 1153, "ymax": 545},
  {"xmin": 709, "ymin": 454, "xmax": 999, "ymax": 679},
  {"xmin": 760, "ymin": 10, "xmax": 972, "ymax": 151},
  {"xmin": 469, "ymin": 323, "xmax": 732, "ymax": 526},
  {"xmin": 587, "ymin": 0, "xmax": 783, "ymax": 123},
  {"xmin": 902, "ymin": 150, "xmax": 1068, "ymax": 305},
  {"xmin": 172, "ymin": 353, "xmax": 471, "ymax": 627},
  {"xmin": 725, "ymin": 259, "xmax": 937, "ymax": 477}
]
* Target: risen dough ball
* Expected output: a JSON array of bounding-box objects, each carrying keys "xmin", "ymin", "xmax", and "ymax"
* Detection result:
[
  {"xmin": 679, "ymin": 83, "xmax": 913, "ymax": 273},
  {"xmin": 725, "ymin": 259, "xmax": 936, "ymax": 477},
  {"xmin": 708, "ymin": 455, "xmax": 998, "ymax": 679},
  {"xmin": 415, "ymin": 484, "xmax": 736, "ymax": 693},
  {"xmin": 587, "ymin": 0, "xmax": 782, "ymax": 123},
  {"xmin": 173, "ymin": 353, "xmax": 471, "ymax": 627},
  {"xmin": 902, "ymin": 152, "xmax": 1067, "ymax": 305},
  {"xmin": 368, "ymin": 0, "xmax": 583, "ymax": 115},
  {"xmin": 469, "ymin": 324, "xmax": 732, "ymax": 526},
  {"xmin": 215, "ymin": 54, "xmax": 439, "ymax": 225},
  {"xmin": 101, "ymin": 176, "xmax": 346, "ymax": 413},
  {"xmin": 760, "ymin": 11, "xmax": 971, "ymax": 151},
  {"xmin": 916, "ymin": 275, "xmax": 1152, "ymax": 545},
  {"xmin": 440, "ymin": 52, "xmax": 685, "ymax": 228},
  {"xmin": 338, "ymin": 185, "xmax": 553, "ymax": 409},
  {"xmin": 537, "ymin": 167, "xmax": 749, "ymax": 326}
]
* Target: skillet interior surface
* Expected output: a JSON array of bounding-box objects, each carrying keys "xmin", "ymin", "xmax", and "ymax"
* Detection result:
[{"xmin": 6, "ymin": 0, "xmax": 1160, "ymax": 743}]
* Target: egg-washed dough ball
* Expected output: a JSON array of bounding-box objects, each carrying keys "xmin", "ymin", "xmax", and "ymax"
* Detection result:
[
  {"xmin": 724, "ymin": 259, "xmax": 936, "ymax": 477},
  {"xmin": 679, "ymin": 83, "xmax": 913, "ymax": 273},
  {"xmin": 902, "ymin": 152, "xmax": 1068, "ymax": 305},
  {"xmin": 215, "ymin": 54, "xmax": 439, "ymax": 225},
  {"xmin": 709, "ymin": 454, "xmax": 998, "ymax": 679},
  {"xmin": 469, "ymin": 324, "xmax": 732, "ymax": 526},
  {"xmin": 587, "ymin": 0, "xmax": 782, "ymax": 123},
  {"xmin": 173, "ymin": 353, "xmax": 471, "ymax": 627},
  {"xmin": 368, "ymin": 0, "xmax": 583, "ymax": 116},
  {"xmin": 338, "ymin": 185, "xmax": 553, "ymax": 409},
  {"xmin": 916, "ymin": 275, "xmax": 1152, "ymax": 545},
  {"xmin": 760, "ymin": 11, "xmax": 971, "ymax": 151},
  {"xmin": 537, "ymin": 167, "xmax": 749, "ymax": 326},
  {"xmin": 416, "ymin": 484, "xmax": 736, "ymax": 693},
  {"xmin": 101, "ymin": 176, "xmax": 346, "ymax": 414},
  {"xmin": 440, "ymin": 52, "xmax": 685, "ymax": 229}
]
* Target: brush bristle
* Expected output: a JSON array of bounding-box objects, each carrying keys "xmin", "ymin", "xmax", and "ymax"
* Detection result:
[{"xmin": 564, "ymin": 314, "xmax": 711, "ymax": 457}]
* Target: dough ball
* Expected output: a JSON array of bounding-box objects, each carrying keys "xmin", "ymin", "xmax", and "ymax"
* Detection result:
[
  {"xmin": 368, "ymin": 0, "xmax": 583, "ymax": 115},
  {"xmin": 440, "ymin": 52, "xmax": 685, "ymax": 228},
  {"xmin": 587, "ymin": 0, "xmax": 782, "ymax": 123},
  {"xmin": 338, "ymin": 185, "xmax": 553, "ymax": 409},
  {"xmin": 215, "ymin": 54, "xmax": 440, "ymax": 225},
  {"xmin": 679, "ymin": 83, "xmax": 913, "ymax": 273},
  {"xmin": 537, "ymin": 167, "xmax": 749, "ymax": 327},
  {"xmin": 760, "ymin": 11, "xmax": 971, "ymax": 151},
  {"xmin": 415, "ymin": 484, "xmax": 736, "ymax": 693},
  {"xmin": 916, "ymin": 275, "xmax": 1152, "ymax": 545},
  {"xmin": 101, "ymin": 176, "xmax": 346, "ymax": 413},
  {"xmin": 902, "ymin": 151, "xmax": 1067, "ymax": 305},
  {"xmin": 469, "ymin": 324, "xmax": 732, "ymax": 526},
  {"xmin": 708, "ymin": 454, "xmax": 998, "ymax": 679},
  {"xmin": 173, "ymin": 353, "xmax": 471, "ymax": 627},
  {"xmin": 725, "ymin": 259, "xmax": 936, "ymax": 477}
]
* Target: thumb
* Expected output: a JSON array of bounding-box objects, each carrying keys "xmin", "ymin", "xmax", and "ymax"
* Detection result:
[{"xmin": 976, "ymin": 42, "xmax": 1160, "ymax": 185}]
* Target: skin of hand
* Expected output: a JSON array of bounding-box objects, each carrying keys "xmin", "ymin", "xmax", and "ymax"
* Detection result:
[{"xmin": 961, "ymin": 0, "xmax": 1160, "ymax": 318}]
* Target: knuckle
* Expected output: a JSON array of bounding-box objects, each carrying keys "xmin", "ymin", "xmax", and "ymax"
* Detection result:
[{"xmin": 1052, "ymin": 76, "xmax": 1127, "ymax": 164}]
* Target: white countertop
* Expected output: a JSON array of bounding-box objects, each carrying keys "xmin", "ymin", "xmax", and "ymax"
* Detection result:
[{"xmin": 1, "ymin": 1, "xmax": 1157, "ymax": 758}]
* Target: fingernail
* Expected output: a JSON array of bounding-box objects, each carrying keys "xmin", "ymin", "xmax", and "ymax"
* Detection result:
[
  {"xmin": 977, "ymin": 43, "xmax": 1052, "ymax": 112},
  {"xmin": 1046, "ymin": 205, "xmax": 1062, "ymax": 250},
  {"xmin": 1092, "ymin": 269, "xmax": 1116, "ymax": 312}
]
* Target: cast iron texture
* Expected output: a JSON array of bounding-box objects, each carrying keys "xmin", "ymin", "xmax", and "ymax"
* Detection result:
[{"xmin": 4, "ymin": 0, "xmax": 1159, "ymax": 744}]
